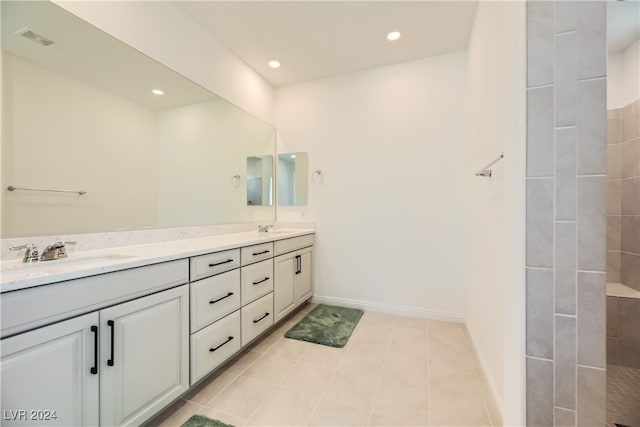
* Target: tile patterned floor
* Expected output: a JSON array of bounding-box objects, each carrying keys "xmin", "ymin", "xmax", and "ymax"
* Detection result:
[
  {"xmin": 606, "ymin": 364, "xmax": 640, "ymax": 427},
  {"xmin": 146, "ymin": 304, "xmax": 501, "ymax": 427}
]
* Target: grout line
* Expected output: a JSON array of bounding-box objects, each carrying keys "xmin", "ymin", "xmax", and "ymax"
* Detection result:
[
  {"xmin": 526, "ymin": 355, "xmax": 554, "ymax": 363},
  {"xmin": 555, "ymin": 125, "xmax": 577, "ymax": 130},
  {"xmin": 555, "ymin": 30, "xmax": 577, "ymax": 36},
  {"xmin": 576, "ymin": 76, "xmax": 606, "ymax": 83},
  {"xmin": 576, "ymin": 174, "xmax": 607, "ymax": 178},
  {"xmin": 526, "ymin": 266, "xmax": 554, "ymax": 271},
  {"xmin": 575, "ymin": 270, "xmax": 606, "ymax": 274},
  {"xmin": 527, "ymin": 83, "xmax": 555, "ymax": 90},
  {"xmin": 555, "ymin": 220, "xmax": 577, "ymax": 224},
  {"xmin": 526, "ymin": 176, "xmax": 554, "ymax": 180},
  {"xmin": 555, "ymin": 313, "xmax": 576, "ymax": 318},
  {"xmin": 576, "ymin": 364, "xmax": 606, "ymax": 371},
  {"xmin": 367, "ymin": 314, "xmax": 396, "ymax": 426}
]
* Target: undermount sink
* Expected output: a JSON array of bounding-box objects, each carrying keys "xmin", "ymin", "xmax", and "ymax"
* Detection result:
[{"xmin": 1, "ymin": 254, "xmax": 135, "ymax": 274}]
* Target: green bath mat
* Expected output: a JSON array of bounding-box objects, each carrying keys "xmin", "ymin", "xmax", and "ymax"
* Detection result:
[
  {"xmin": 181, "ymin": 415, "xmax": 234, "ymax": 427},
  {"xmin": 285, "ymin": 304, "xmax": 364, "ymax": 348}
]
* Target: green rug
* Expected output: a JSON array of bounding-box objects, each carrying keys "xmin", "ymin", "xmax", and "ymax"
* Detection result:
[
  {"xmin": 284, "ymin": 304, "xmax": 364, "ymax": 348},
  {"xmin": 181, "ymin": 415, "xmax": 233, "ymax": 427}
]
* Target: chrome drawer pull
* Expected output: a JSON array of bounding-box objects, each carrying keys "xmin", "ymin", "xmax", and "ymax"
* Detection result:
[
  {"xmin": 210, "ymin": 336, "xmax": 234, "ymax": 352},
  {"xmin": 253, "ymin": 312, "xmax": 270, "ymax": 323},
  {"xmin": 252, "ymin": 277, "xmax": 270, "ymax": 285},
  {"xmin": 252, "ymin": 250, "xmax": 270, "ymax": 256},
  {"xmin": 209, "ymin": 292, "xmax": 234, "ymax": 304},
  {"xmin": 209, "ymin": 259, "xmax": 234, "ymax": 267}
]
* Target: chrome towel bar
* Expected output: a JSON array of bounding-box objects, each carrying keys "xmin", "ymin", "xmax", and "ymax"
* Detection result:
[
  {"xmin": 7, "ymin": 186, "xmax": 86, "ymax": 195},
  {"xmin": 475, "ymin": 153, "xmax": 504, "ymax": 178}
]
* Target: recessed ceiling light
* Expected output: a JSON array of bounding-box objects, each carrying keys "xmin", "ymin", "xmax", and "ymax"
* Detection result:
[
  {"xmin": 386, "ymin": 31, "xmax": 402, "ymax": 42},
  {"xmin": 268, "ymin": 59, "xmax": 281, "ymax": 69},
  {"xmin": 151, "ymin": 89, "xmax": 164, "ymax": 95},
  {"xmin": 290, "ymin": 154, "xmax": 296, "ymax": 158}
]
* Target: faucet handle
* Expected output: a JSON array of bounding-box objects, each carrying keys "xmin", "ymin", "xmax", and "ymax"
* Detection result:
[{"xmin": 9, "ymin": 243, "xmax": 39, "ymax": 263}]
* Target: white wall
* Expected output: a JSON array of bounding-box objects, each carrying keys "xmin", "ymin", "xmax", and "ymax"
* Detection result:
[
  {"xmin": 2, "ymin": 53, "xmax": 158, "ymax": 237},
  {"xmin": 608, "ymin": 37, "xmax": 640, "ymax": 109},
  {"xmin": 276, "ymin": 51, "xmax": 469, "ymax": 320},
  {"xmin": 54, "ymin": 1, "xmax": 275, "ymax": 125},
  {"xmin": 465, "ymin": 2, "xmax": 526, "ymax": 425}
]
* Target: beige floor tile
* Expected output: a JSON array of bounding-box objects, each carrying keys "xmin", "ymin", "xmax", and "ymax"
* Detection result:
[
  {"xmin": 381, "ymin": 352, "xmax": 429, "ymax": 390},
  {"xmin": 428, "ymin": 332, "xmax": 477, "ymax": 375},
  {"xmin": 308, "ymin": 399, "xmax": 369, "ymax": 426},
  {"xmin": 339, "ymin": 342, "xmax": 387, "ymax": 376},
  {"xmin": 425, "ymin": 319, "xmax": 464, "ymax": 333},
  {"xmin": 429, "ymin": 392, "xmax": 491, "ymax": 426},
  {"xmin": 302, "ymin": 343, "xmax": 349, "ymax": 368},
  {"xmin": 279, "ymin": 361, "xmax": 335, "ymax": 396},
  {"xmin": 207, "ymin": 376, "xmax": 274, "ymax": 420},
  {"xmin": 197, "ymin": 406, "xmax": 246, "ymax": 427},
  {"xmin": 245, "ymin": 387, "xmax": 318, "ymax": 426},
  {"xmin": 146, "ymin": 400, "xmax": 202, "ymax": 427},
  {"xmin": 395, "ymin": 315, "xmax": 428, "ymax": 330},
  {"xmin": 372, "ymin": 378, "xmax": 429, "ymax": 425},
  {"xmin": 247, "ymin": 333, "xmax": 280, "ymax": 354},
  {"xmin": 187, "ymin": 371, "xmax": 238, "ymax": 406},
  {"xmin": 267, "ymin": 337, "xmax": 312, "ymax": 360},
  {"xmin": 242, "ymin": 353, "xmax": 296, "ymax": 384},
  {"xmin": 322, "ymin": 370, "xmax": 380, "ymax": 411},
  {"xmin": 224, "ymin": 350, "xmax": 262, "ymax": 376},
  {"xmin": 429, "ymin": 371, "xmax": 483, "ymax": 397},
  {"xmin": 369, "ymin": 412, "xmax": 427, "ymax": 427}
]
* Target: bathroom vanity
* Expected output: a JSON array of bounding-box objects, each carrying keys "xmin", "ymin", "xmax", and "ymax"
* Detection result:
[{"xmin": 0, "ymin": 229, "xmax": 314, "ymax": 426}]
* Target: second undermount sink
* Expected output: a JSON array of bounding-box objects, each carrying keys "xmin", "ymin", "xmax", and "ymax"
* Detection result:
[{"xmin": 1, "ymin": 253, "xmax": 135, "ymax": 274}]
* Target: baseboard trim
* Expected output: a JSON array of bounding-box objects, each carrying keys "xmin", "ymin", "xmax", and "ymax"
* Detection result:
[{"xmin": 311, "ymin": 295, "xmax": 464, "ymax": 323}]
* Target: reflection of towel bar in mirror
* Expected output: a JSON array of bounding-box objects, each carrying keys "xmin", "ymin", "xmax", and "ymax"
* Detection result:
[{"xmin": 7, "ymin": 185, "xmax": 86, "ymax": 195}]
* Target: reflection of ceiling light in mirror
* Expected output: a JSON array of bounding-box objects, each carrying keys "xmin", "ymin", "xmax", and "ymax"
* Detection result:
[
  {"xmin": 291, "ymin": 154, "xmax": 296, "ymax": 158},
  {"xmin": 151, "ymin": 89, "xmax": 164, "ymax": 95},
  {"xmin": 386, "ymin": 31, "xmax": 402, "ymax": 41},
  {"xmin": 268, "ymin": 59, "xmax": 281, "ymax": 69}
]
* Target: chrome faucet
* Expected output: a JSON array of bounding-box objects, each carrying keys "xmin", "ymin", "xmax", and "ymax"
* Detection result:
[
  {"xmin": 40, "ymin": 241, "xmax": 75, "ymax": 261},
  {"xmin": 9, "ymin": 243, "xmax": 40, "ymax": 263},
  {"xmin": 258, "ymin": 224, "xmax": 274, "ymax": 233}
]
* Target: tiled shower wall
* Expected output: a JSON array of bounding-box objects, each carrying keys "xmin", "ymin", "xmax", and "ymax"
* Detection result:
[
  {"xmin": 606, "ymin": 100, "xmax": 640, "ymax": 370},
  {"xmin": 607, "ymin": 100, "xmax": 640, "ymax": 289},
  {"xmin": 526, "ymin": 2, "xmax": 607, "ymax": 426}
]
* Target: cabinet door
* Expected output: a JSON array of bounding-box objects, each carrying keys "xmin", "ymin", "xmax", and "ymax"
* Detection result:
[
  {"xmin": 274, "ymin": 254, "xmax": 295, "ymax": 322},
  {"xmin": 295, "ymin": 248, "xmax": 313, "ymax": 304},
  {"xmin": 1, "ymin": 312, "xmax": 99, "ymax": 426},
  {"xmin": 100, "ymin": 285, "xmax": 189, "ymax": 427}
]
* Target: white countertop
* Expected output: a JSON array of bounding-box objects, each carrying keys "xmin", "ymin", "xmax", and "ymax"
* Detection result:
[
  {"xmin": 607, "ymin": 282, "xmax": 640, "ymax": 299},
  {"xmin": 0, "ymin": 229, "xmax": 314, "ymax": 293}
]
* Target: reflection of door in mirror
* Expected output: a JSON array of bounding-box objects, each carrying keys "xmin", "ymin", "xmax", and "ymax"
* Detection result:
[
  {"xmin": 246, "ymin": 156, "xmax": 273, "ymax": 206},
  {"xmin": 278, "ymin": 153, "xmax": 308, "ymax": 206}
]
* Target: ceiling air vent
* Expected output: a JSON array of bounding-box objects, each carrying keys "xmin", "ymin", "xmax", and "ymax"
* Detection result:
[{"xmin": 15, "ymin": 28, "xmax": 55, "ymax": 47}]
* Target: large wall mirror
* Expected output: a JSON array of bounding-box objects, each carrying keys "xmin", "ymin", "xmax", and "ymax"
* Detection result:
[{"xmin": 1, "ymin": 1, "xmax": 276, "ymax": 238}]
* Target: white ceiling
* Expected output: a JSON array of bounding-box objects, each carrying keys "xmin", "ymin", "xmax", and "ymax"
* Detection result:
[
  {"xmin": 179, "ymin": 1, "xmax": 479, "ymax": 88},
  {"xmin": 608, "ymin": 0, "xmax": 640, "ymax": 53}
]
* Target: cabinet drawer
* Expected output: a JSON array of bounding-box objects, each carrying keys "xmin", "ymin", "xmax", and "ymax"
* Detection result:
[
  {"xmin": 190, "ymin": 311, "xmax": 241, "ymax": 385},
  {"xmin": 190, "ymin": 269, "xmax": 240, "ymax": 333},
  {"xmin": 241, "ymin": 259, "xmax": 274, "ymax": 305},
  {"xmin": 274, "ymin": 234, "xmax": 314, "ymax": 256},
  {"xmin": 241, "ymin": 242, "xmax": 274, "ymax": 266},
  {"xmin": 241, "ymin": 293, "xmax": 274, "ymax": 346},
  {"xmin": 190, "ymin": 249, "xmax": 240, "ymax": 282}
]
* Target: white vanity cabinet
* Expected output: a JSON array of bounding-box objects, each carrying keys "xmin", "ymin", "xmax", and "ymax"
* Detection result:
[
  {"xmin": 99, "ymin": 285, "xmax": 189, "ymax": 427},
  {"xmin": 1, "ymin": 313, "xmax": 99, "ymax": 426},
  {"xmin": 274, "ymin": 236, "xmax": 314, "ymax": 322}
]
